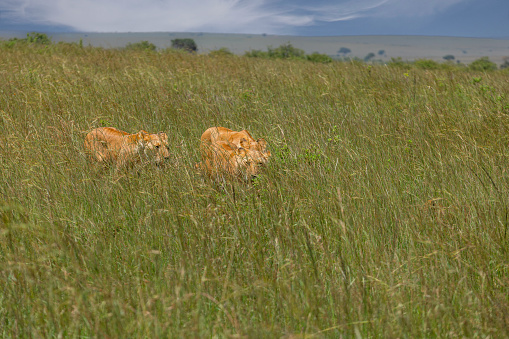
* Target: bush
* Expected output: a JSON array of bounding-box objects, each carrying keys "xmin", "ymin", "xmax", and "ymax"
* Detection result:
[
  {"xmin": 125, "ymin": 40, "xmax": 156, "ymax": 51},
  {"xmin": 267, "ymin": 43, "xmax": 305, "ymax": 59},
  {"xmin": 245, "ymin": 44, "xmax": 305, "ymax": 60},
  {"xmin": 364, "ymin": 52, "xmax": 376, "ymax": 62},
  {"xmin": 306, "ymin": 52, "xmax": 333, "ymax": 63},
  {"xmin": 171, "ymin": 38, "xmax": 197, "ymax": 52},
  {"xmin": 28, "ymin": 32, "xmax": 52, "ymax": 44},
  {"xmin": 209, "ymin": 47, "xmax": 234, "ymax": 57},
  {"xmin": 414, "ymin": 59, "xmax": 440, "ymax": 70},
  {"xmin": 338, "ymin": 47, "xmax": 351, "ymax": 55},
  {"xmin": 500, "ymin": 58, "xmax": 509, "ymax": 70},
  {"xmin": 244, "ymin": 49, "xmax": 269, "ymax": 58},
  {"xmin": 469, "ymin": 57, "xmax": 497, "ymax": 71},
  {"xmin": 443, "ymin": 54, "xmax": 455, "ymax": 61},
  {"xmin": 387, "ymin": 57, "xmax": 411, "ymax": 69},
  {"xmin": 4, "ymin": 32, "xmax": 52, "ymax": 47},
  {"xmin": 245, "ymin": 44, "xmax": 332, "ymax": 63}
]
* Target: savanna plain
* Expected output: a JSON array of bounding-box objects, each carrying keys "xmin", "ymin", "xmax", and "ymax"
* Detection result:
[{"xmin": 1, "ymin": 42, "xmax": 509, "ymax": 338}]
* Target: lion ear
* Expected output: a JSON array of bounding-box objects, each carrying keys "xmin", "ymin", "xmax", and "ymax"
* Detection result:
[
  {"xmin": 256, "ymin": 138, "xmax": 267, "ymax": 149},
  {"xmin": 138, "ymin": 130, "xmax": 152, "ymax": 141},
  {"xmin": 158, "ymin": 132, "xmax": 168, "ymax": 140},
  {"xmin": 236, "ymin": 147, "xmax": 247, "ymax": 157},
  {"xmin": 136, "ymin": 131, "xmax": 148, "ymax": 145},
  {"xmin": 239, "ymin": 138, "xmax": 250, "ymax": 149}
]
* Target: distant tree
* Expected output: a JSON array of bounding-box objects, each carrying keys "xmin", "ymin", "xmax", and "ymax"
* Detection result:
[
  {"xmin": 469, "ymin": 57, "xmax": 497, "ymax": 71},
  {"xmin": 338, "ymin": 47, "xmax": 351, "ymax": 55},
  {"xmin": 171, "ymin": 38, "xmax": 197, "ymax": 52},
  {"xmin": 245, "ymin": 44, "xmax": 331, "ymax": 63},
  {"xmin": 268, "ymin": 43, "xmax": 305, "ymax": 59},
  {"xmin": 364, "ymin": 52, "xmax": 375, "ymax": 62},
  {"xmin": 378, "ymin": 49, "xmax": 385, "ymax": 56},
  {"xmin": 125, "ymin": 40, "xmax": 156, "ymax": 51},
  {"xmin": 443, "ymin": 54, "xmax": 455, "ymax": 61},
  {"xmin": 500, "ymin": 57, "xmax": 509, "ymax": 69}
]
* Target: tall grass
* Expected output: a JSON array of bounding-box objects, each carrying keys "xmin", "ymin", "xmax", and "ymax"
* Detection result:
[{"xmin": 1, "ymin": 43, "xmax": 508, "ymax": 337}]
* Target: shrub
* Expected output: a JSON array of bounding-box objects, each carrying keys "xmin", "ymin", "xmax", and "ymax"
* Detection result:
[
  {"xmin": 244, "ymin": 49, "xmax": 269, "ymax": 58},
  {"xmin": 209, "ymin": 47, "xmax": 234, "ymax": 57},
  {"xmin": 387, "ymin": 57, "xmax": 411, "ymax": 69},
  {"xmin": 171, "ymin": 38, "xmax": 197, "ymax": 52},
  {"xmin": 267, "ymin": 43, "xmax": 305, "ymax": 59},
  {"xmin": 3, "ymin": 32, "xmax": 52, "ymax": 47},
  {"xmin": 469, "ymin": 57, "xmax": 497, "ymax": 71},
  {"xmin": 414, "ymin": 59, "xmax": 440, "ymax": 70},
  {"xmin": 338, "ymin": 47, "xmax": 351, "ymax": 55},
  {"xmin": 245, "ymin": 44, "xmax": 306, "ymax": 60},
  {"xmin": 125, "ymin": 40, "xmax": 156, "ymax": 51},
  {"xmin": 500, "ymin": 58, "xmax": 509, "ymax": 70},
  {"xmin": 26, "ymin": 32, "xmax": 52, "ymax": 45},
  {"xmin": 364, "ymin": 52, "xmax": 376, "ymax": 62},
  {"xmin": 306, "ymin": 52, "xmax": 332, "ymax": 63}
]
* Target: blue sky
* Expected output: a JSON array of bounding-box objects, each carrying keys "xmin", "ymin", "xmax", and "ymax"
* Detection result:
[{"xmin": 1, "ymin": 0, "xmax": 508, "ymax": 38}]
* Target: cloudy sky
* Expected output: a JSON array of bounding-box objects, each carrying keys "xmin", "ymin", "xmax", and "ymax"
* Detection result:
[{"xmin": 1, "ymin": 0, "xmax": 508, "ymax": 37}]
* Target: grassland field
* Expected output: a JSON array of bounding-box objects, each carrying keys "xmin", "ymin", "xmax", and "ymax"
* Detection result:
[{"xmin": 0, "ymin": 42, "xmax": 509, "ymax": 337}]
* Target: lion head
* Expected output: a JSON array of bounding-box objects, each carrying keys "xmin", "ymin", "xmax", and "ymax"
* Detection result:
[{"xmin": 136, "ymin": 131, "xmax": 171, "ymax": 164}]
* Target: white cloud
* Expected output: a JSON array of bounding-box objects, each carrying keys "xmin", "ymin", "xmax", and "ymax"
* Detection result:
[
  {"xmin": 370, "ymin": 0, "xmax": 468, "ymax": 18},
  {"xmin": 0, "ymin": 0, "xmax": 470, "ymax": 33},
  {"xmin": 297, "ymin": 0, "xmax": 389, "ymax": 22}
]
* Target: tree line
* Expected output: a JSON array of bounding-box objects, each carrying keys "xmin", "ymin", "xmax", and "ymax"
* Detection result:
[{"xmin": 2, "ymin": 33, "xmax": 508, "ymax": 70}]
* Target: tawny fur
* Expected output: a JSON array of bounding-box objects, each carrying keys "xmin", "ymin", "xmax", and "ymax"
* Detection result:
[
  {"xmin": 197, "ymin": 141, "xmax": 262, "ymax": 181},
  {"xmin": 200, "ymin": 126, "xmax": 271, "ymax": 164},
  {"xmin": 84, "ymin": 127, "xmax": 170, "ymax": 168},
  {"xmin": 197, "ymin": 127, "xmax": 270, "ymax": 181}
]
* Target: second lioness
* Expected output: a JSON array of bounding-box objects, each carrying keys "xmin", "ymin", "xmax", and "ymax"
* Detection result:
[
  {"xmin": 197, "ymin": 140, "xmax": 263, "ymax": 181},
  {"xmin": 84, "ymin": 127, "xmax": 170, "ymax": 168},
  {"xmin": 198, "ymin": 127, "xmax": 270, "ymax": 181},
  {"xmin": 200, "ymin": 126, "xmax": 271, "ymax": 164}
]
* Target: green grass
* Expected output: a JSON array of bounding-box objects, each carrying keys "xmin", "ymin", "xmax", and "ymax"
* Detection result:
[{"xmin": 1, "ymin": 42, "xmax": 509, "ymax": 337}]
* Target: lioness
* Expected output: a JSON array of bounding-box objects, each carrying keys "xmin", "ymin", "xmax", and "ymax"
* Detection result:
[
  {"xmin": 200, "ymin": 127, "xmax": 271, "ymax": 164},
  {"xmin": 84, "ymin": 127, "xmax": 170, "ymax": 168},
  {"xmin": 197, "ymin": 140, "xmax": 262, "ymax": 181}
]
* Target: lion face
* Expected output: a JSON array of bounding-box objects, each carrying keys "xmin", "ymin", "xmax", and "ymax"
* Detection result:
[
  {"xmin": 198, "ymin": 141, "xmax": 266, "ymax": 182},
  {"xmin": 231, "ymin": 147, "xmax": 266, "ymax": 181},
  {"xmin": 254, "ymin": 138, "xmax": 271, "ymax": 163},
  {"xmin": 237, "ymin": 137, "xmax": 271, "ymax": 166},
  {"xmin": 137, "ymin": 131, "xmax": 171, "ymax": 164}
]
